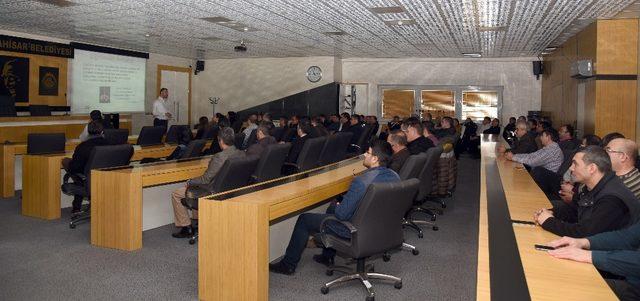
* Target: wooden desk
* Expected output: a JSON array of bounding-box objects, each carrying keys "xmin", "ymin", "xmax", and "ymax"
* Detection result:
[
  {"xmin": 1, "ymin": 136, "xmax": 138, "ymax": 198},
  {"xmin": 21, "ymin": 143, "xmax": 193, "ymax": 220},
  {"xmin": 477, "ymin": 135, "xmax": 616, "ymax": 300},
  {"xmin": 198, "ymin": 157, "xmax": 366, "ymax": 301}
]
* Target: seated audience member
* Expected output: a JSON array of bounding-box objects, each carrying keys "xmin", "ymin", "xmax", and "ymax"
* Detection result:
[
  {"xmin": 582, "ymin": 134, "xmax": 602, "ymax": 148},
  {"xmin": 283, "ymin": 115, "xmax": 301, "ymax": 142},
  {"xmin": 602, "ymin": 132, "xmax": 625, "ymax": 148},
  {"xmin": 498, "ymin": 121, "xmax": 537, "ymax": 154},
  {"xmin": 338, "ymin": 113, "xmax": 351, "ymax": 132},
  {"xmin": 503, "ymin": 117, "xmax": 517, "ymax": 142},
  {"xmin": 79, "ymin": 110, "xmax": 111, "ymax": 142},
  {"xmin": 546, "ymin": 224, "xmax": 640, "ymax": 300},
  {"xmin": 194, "ymin": 116, "xmax": 210, "ymax": 139},
  {"xmin": 453, "ymin": 118, "xmax": 461, "ymax": 136},
  {"xmin": 284, "ymin": 120, "xmax": 313, "ymax": 164},
  {"xmin": 311, "ymin": 117, "xmax": 329, "ymax": 137},
  {"xmin": 170, "ymin": 128, "xmax": 245, "ymax": 238},
  {"xmin": 326, "ymin": 114, "xmax": 340, "ymax": 133},
  {"xmin": 479, "ymin": 116, "xmax": 491, "ymax": 133},
  {"xmin": 63, "ymin": 121, "xmax": 108, "ymax": 215},
  {"xmin": 558, "ymin": 124, "xmax": 579, "ymax": 154},
  {"xmin": 403, "ymin": 117, "xmax": 434, "ymax": 155},
  {"xmin": 505, "ymin": 128, "xmax": 563, "ymax": 173},
  {"xmin": 423, "ymin": 122, "xmax": 439, "ymax": 146},
  {"xmin": 534, "ymin": 120, "xmax": 552, "ymax": 149},
  {"xmin": 269, "ymin": 140, "xmax": 400, "ymax": 275},
  {"xmin": 387, "ymin": 130, "xmax": 410, "ymax": 173},
  {"xmin": 483, "ymin": 118, "xmax": 501, "ymax": 135},
  {"xmin": 246, "ymin": 124, "xmax": 277, "ymax": 157},
  {"xmin": 262, "ymin": 112, "xmax": 272, "ymax": 123},
  {"xmin": 242, "ymin": 114, "xmax": 258, "ymax": 146},
  {"xmin": 368, "ymin": 115, "xmax": 379, "ymax": 136},
  {"xmin": 388, "ymin": 116, "xmax": 402, "ymax": 131},
  {"xmin": 534, "ymin": 146, "xmax": 640, "ymax": 238},
  {"xmin": 423, "ymin": 113, "xmax": 435, "ymax": 128},
  {"xmin": 347, "ymin": 115, "xmax": 364, "ymax": 145},
  {"xmin": 458, "ymin": 117, "xmax": 479, "ymax": 156},
  {"xmin": 164, "ymin": 126, "xmax": 193, "ymax": 161},
  {"xmin": 434, "ymin": 116, "xmax": 457, "ymax": 141},
  {"xmin": 517, "ymin": 115, "xmax": 526, "ymax": 123},
  {"xmin": 527, "ymin": 119, "xmax": 539, "ymax": 138}
]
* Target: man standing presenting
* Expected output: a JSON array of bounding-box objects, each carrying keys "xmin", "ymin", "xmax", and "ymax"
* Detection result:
[{"xmin": 153, "ymin": 88, "xmax": 172, "ymax": 129}]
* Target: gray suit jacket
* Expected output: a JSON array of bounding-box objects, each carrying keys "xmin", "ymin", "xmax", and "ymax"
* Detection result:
[{"xmin": 188, "ymin": 146, "xmax": 245, "ymax": 187}]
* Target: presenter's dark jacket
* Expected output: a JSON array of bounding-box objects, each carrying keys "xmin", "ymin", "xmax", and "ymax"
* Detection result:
[
  {"xmin": 510, "ymin": 134, "xmax": 538, "ymax": 154},
  {"xmin": 69, "ymin": 136, "xmax": 109, "ymax": 174},
  {"xmin": 542, "ymin": 172, "xmax": 640, "ymax": 238},
  {"xmin": 285, "ymin": 134, "xmax": 310, "ymax": 164},
  {"xmin": 246, "ymin": 136, "xmax": 277, "ymax": 158},
  {"xmin": 407, "ymin": 136, "xmax": 434, "ymax": 155},
  {"xmin": 389, "ymin": 148, "xmax": 410, "ymax": 173},
  {"xmin": 188, "ymin": 146, "xmax": 245, "ymax": 191},
  {"xmin": 326, "ymin": 166, "xmax": 400, "ymax": 238}
]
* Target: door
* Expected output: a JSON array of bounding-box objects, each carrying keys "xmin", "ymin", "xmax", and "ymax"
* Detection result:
[{"xmin": 159, "ymin": 66, "xmax": 190, "ymax": 125}]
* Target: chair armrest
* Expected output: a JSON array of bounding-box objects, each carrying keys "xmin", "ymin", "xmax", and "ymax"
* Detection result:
[
  {"xmin": 349, "ymin": 144, "xmax": 361, "ymax": 150},
  {"xmin": 320, "ymin": 216, "xmax": 357, "ymax": 234}
]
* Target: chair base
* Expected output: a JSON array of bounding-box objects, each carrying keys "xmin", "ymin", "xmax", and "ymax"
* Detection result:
[
  {"xmin": 69, "ymin": 211, "xmax": 90, "ymax": 229},
  {"xmin": 322, "ymin": 258, "xmax": 401, "ymax": 301}
]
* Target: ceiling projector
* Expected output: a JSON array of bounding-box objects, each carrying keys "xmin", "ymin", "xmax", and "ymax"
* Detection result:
[{"xmin": 234, "ymin": 40, "xmax": 247, "ymax": 52}]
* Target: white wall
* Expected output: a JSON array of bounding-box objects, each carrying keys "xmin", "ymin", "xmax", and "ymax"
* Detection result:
[
  {"xmin": 340, "ymin": 57, "xmax": 542, "ymax": 123},
  {"xmin": 191, "ymin": 56, "xmax": 336, "ymax": 117}
]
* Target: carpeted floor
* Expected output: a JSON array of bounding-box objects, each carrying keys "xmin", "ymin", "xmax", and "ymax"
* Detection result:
[{"xmin": 0, "ymin": 156, "xmax": 479, "ymax": 301}]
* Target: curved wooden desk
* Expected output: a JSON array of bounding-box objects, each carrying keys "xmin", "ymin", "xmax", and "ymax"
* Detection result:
[{"xmin": 477, "ymin": 134, "xmax": 616, "ymax": 300}]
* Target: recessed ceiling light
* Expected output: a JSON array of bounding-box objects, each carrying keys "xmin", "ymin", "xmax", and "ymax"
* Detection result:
[
  {"xmin": 397, "ymin": 20, "xmax": 403, "ymax": 25},
  {"xmin": 462, "ymin": 52, "xmax": 482, "ymax": 58},
  {"xmin": 243, "ymin": 27, "xmax": 249, "ymax": 31},
  {"xmin": 144, "ymin": 34, "xmax": 150, "ymax": 37},
  {"xmin": 384, "ymin": 19, "xmax": 416, "ymax": 26}
]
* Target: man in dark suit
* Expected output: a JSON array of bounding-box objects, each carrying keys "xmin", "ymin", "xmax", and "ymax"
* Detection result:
[
  {"xmin": 387, "ymin": 130, "xmax": 410, "ymax": 173},
  {"xmin": 403, "ymin": 117, "xmax": 434, "ymax": 155},
  {"xmin": 170, "ymin": 127, "xmax": 245, "ymax": 238},
  {"xmin": 246, "ymin": 124, "xmax": 277, "ymax": 157},
  {"xmin": 62, "ymin": 120, "xmax": 108, "ymax": 215},
  {"xmin": 498, "ymin": 121, "xmax": 538, "ymax": 155},
  {"xmin": 284, "ymin": 120, "xmax": 313, "ymax": 164},
  {"xmin": 347, "ymin": 115, "xmax": 364, "ymax": 145},
  {"xmin": 326, "ymin": 114, "xmax": 340, "ymax": 133}
]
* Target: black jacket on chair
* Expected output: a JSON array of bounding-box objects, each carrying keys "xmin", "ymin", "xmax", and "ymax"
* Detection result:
[{"xmin": 69, "ymin": 136, "xmax": 109, "ymax": 174}]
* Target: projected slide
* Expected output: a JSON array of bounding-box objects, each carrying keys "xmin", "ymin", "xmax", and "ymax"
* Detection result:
[{"xmin": 71, "ymin": 49, "xmax": 145, "ymax": 113}]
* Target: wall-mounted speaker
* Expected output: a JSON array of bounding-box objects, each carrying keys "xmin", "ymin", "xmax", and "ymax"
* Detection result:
[
  {"xmin": 533, "ymin": 61, "xmax": 543, "ymax": 80},
  {"xmin": 195, "ymin": 60, "xmax": 205, "ymax": 75}
]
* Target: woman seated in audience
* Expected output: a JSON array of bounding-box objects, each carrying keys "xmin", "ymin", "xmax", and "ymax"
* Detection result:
[{"xmin": 483, "ymin": 118, "xmax": 501, "ymax": 135}]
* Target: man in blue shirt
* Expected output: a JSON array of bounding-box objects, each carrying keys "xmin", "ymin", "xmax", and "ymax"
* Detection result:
[
  {"xmin": 269, "ymin": 140, "xmax": 400, "ymax": 275},
  {"xmin": 546, "ymin": 222, "xmax": 640, "ymax": 300}
]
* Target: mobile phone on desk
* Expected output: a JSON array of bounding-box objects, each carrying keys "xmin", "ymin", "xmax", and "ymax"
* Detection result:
[{"xmin": 534, "ymin": 244, "xmax": 555, "ymax": 251}]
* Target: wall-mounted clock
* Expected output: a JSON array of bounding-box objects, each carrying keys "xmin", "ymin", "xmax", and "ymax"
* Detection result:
[{"xmin": 306, "ymin": 66, "xmax": 322, "ymax": 83}]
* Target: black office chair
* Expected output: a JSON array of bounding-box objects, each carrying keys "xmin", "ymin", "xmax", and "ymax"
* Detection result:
[
  {"xmin": 252, "ymin": 143, "xmax": 291, "ymax": 183},
  {"xmin": 29, "ymin": 105, "xmax": 51, "ymax": 116},
  {"xmin": 202, "ymin": 126, "xmax": 218, "ymax": 140},
  {"xmin": 103, "ymin": 129, "xmax": 129, "ymax": 145},
  {"xmin": 319, "ymin": 179, "xmax": 420, "ymax": 300},
  {"xmin": 283, "ymin": 136, "xmax": 327, "ymax": 174},
  {"xmin": 181, "ymin": 156, "xmax": 260, "ymax": 244},
  {"xmin": 137, "ymin": 126, "xmax": 165, "ymax": 146},
  {"xmin": 27, "ymin": 133, "xmax": 66, "ymax": 154},
  {"xmin": 318, "ymin": 134, "xmax": 349, "ymax": 166},
  {"xmin": 166, "ymin": 125, "xmax": 190, "ymax": 144},
  {"xmin": 62, "ymin": 144, "xmax": 134, "ymax": 228},
  {"xmin": 404, "ymin": 146, "xmax": 443, "ymax": 237},
  {"xmin": 332, "ymin": 132, "xmax": 354, "ymax": 161},
  {"xmin": 0, "ymin": 95, "xmax": 17, "ymax": 117},
  {"xmin": 396, "ymin": 153, "xmax": 428, "ymax": 255},
  {"xmin": 349, "ymin": 125, "xmax": 374, "ymax": 155},
  {"xmin": 234, "ymin": 132, "xmax": 246, "ymax": 150},
  {"xmin": 180, "ymin": 139, "xmax": 207, "ymax": 159},
  {"xmin": 272, "ymin": 127, "xmax": 285, "ymax": 142}
]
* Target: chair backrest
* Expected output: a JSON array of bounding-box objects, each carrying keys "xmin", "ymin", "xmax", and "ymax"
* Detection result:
[
  {"xmin": 180, "ymin": 139, "xmax": 206, "ymax": 159},
  {"xmin": 398, "ymin": 153, "xmax": 428, "ymax": 180},
  {"xmin": 103, "ymin": 128, "xmax": 129, "ymax": 145},
  {"xmin": 354, "ymin": 125, "xmax": 374, "ymax": 151},
  {"xmin": 416, "ymin": 146, "xmax": 443, "ymax": 200},
  {"xmin": 349, "ymin": 179, "xmax": 420, "ymax": 258},
  {"xmin": 296, "ymin": 136, "xmax": 327, "ymax": 172},
  {"xmin": 318, "ymin": 134, "xmax": 338, "ymax": 166},
  {"xmin": 29, "ymin": 105, "xmax": 51, "ymax": 116},
  {"xmin": 210, "ymin": 156, "xmax": 260, "ymax": 193},
  {"xmin": 136, "ymin": 126, "xmax": 165, "ymax": 146},
  {"xmin": 252, "ymin": 143, "xmax": 291, "ymax": 182},
  {"xmin": 166, "ymin": 125, "xmax": 189, "ymax": 144},
  {"xmin": 83, "ymin": 144, "xmax": 134, "ymax": 197},
  {"xmin": 27, "ymin": 133, "xmax": 66, "ymax": 154},
  {"xmin": 202, "ymin": 126, "xmax": 218, "ymax": 140},
  {"xmin": 234, "ymin": 132, "xmax": 246, "ymax": 150},
  {"xmin": 332, "ymin": 132, "xmax": 354, "ymax": 161}
]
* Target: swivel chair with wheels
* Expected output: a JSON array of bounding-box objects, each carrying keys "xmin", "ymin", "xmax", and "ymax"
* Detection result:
[
  {"xmin": 404, "ymin": 145, "xmax": 443, "ymax": 237},
  {"xmin": 319, "ymin": 179, "xmax": 420, "ymax": 301}
]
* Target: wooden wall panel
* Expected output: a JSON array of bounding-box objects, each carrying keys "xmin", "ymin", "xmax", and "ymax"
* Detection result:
[
  {"xmin": 595, "ymin": 80, "xmax": 637, "ymax": 139},
  {"xmin": 541, "ymin": 36, "xmax": 578, "ymax": 127},
  {"xmin": 584, "ymin": 79, "xmax": 596, "ymax": 136},
  {"xmin": 597, "ymin": 19, "xmax": 639, "ymax": 75},
  {"xmin": 577, "ymin": 23, "xmax": 597, "ymax": 62},
  {"xmin": 0, "ymin": 50, "xmax": 67, "ymax": 107}
]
